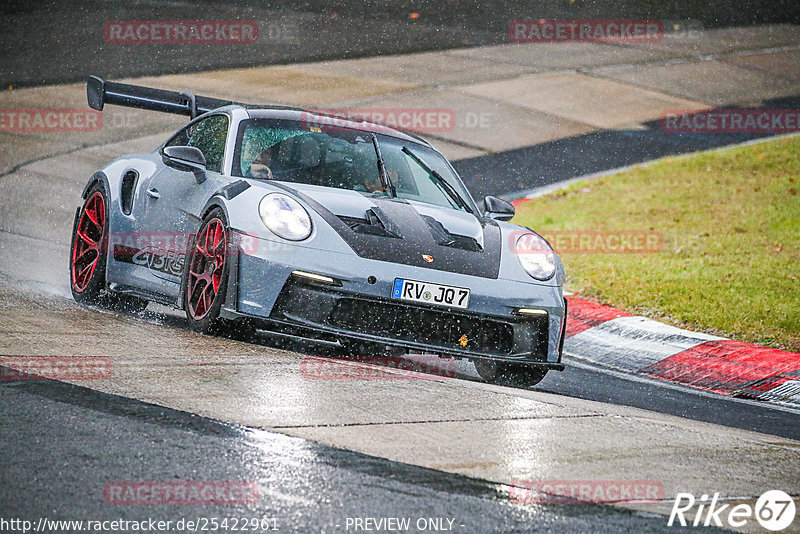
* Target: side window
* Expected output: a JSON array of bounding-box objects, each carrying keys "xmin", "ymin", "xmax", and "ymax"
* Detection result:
[{"xmin": 167, "ymin": 115, "xmax": 229, "ymax": 174}]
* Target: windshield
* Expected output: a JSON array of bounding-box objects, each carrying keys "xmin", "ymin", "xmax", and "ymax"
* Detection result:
[{"xmin": 233, "ymin": 118, "xmax": 472, "ymax": 212}]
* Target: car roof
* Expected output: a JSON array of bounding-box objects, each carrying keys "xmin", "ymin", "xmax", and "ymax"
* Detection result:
[{"xmin": 238, "ymin": 107, "xmax": 434, "ymax": 147}]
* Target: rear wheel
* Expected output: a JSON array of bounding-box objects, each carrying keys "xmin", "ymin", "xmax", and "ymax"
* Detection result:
[
  {"xmin": 70, "ymin": 185, "xmax": 108, "ymax": 304},
  {"xmin": 70, "ymin": 182, "xmax": 148, "ymax": 313},
  {"xmin": 474, "ymin": 360, "xmax": 548, "ymax": 388}
]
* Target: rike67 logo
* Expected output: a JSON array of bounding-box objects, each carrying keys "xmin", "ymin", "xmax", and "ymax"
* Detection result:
[{"xmin": 669, "ymin": 490, "xmax": 796, "ymax": 531}]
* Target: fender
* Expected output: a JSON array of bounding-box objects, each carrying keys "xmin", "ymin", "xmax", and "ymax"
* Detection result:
[
  {"xmin": 200, "ymin": 195, "xmax": 230, "ymax": 225},
  {"xmin": 81, "ymin": 171, "xmax": 110, "ymax": 199}
]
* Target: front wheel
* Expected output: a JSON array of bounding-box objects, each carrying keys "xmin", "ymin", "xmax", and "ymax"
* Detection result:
[
  {"xmin": 184, "ymin": 208, "xmax": 231, "ymax": 334},
  {"xmin": 474, "ymin": 360, "xmax": 548, "ymax": 388}
]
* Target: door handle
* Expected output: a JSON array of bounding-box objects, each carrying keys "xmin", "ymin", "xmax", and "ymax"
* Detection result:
[{"xmin": 146, "ymin": 188, "xmax": 160, "ymax": 199}]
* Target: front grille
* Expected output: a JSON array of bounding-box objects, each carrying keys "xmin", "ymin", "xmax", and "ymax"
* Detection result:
[
  {"xmin": 270, "ymin": 280, "xmax": 549, "ymax": 358},
  {"xmin": 329, "ymin": 298, "xmax": 515, "ymax": 354}
]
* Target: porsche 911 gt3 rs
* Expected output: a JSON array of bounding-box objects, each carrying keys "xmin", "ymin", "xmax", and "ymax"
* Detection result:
[{"xmin": 70, "ymin": 76, "xmax": 567, "ymax": 386}]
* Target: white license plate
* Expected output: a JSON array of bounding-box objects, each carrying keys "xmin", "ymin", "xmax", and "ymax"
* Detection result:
[{"xmin": 391, "ymin": 278, "xmax": 470, "ymax": 309}]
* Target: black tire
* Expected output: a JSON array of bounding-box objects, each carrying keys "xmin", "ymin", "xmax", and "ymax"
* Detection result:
[
  {"xmin": 70, "ymin": 181, "xmax": 149, "ymax": 313},
  {"xmin": 184, "ymin": 207, "xmax": 232, "ymax": 334},
  {"xmin": 474, "ymin": 360, "xmax": 548, "ymax": 388}
]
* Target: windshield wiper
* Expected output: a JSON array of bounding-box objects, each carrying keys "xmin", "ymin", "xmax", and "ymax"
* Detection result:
[
  {"xmin": 402, "ymin": 146, "xmax": 469, "ymax": 211},
  {"xmin": 371, "ymin": 135, "xmax": 397, "ymax": 197}
]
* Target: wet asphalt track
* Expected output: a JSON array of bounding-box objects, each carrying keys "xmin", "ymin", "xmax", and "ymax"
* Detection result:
[
  {"xmin": 1, "ymin": 375, "xmax": 711, "ymax": 533},
  {"xmin": 1, "ymin": 287, "xmax": 797, "ymax": 532}
]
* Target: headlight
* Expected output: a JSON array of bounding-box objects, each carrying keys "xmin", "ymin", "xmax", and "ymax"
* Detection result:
[
  {"xmin": 515, "ymin": 233, "xmax": 556, "ymax": 281},
  {"xmin": 258, "ymin": 193, "xmax": 312, "ymax": 241}
]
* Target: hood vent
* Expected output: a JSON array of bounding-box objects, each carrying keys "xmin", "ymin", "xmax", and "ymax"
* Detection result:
[
  {"xmin": 423, "ymin": 215, "xmax": 482, "ymax": 252},
  {"xmin": 338, "ymin": 207, "xmax": 401, "ymax": 238}
]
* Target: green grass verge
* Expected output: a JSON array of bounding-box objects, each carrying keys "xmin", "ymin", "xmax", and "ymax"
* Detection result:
[{"xmin": 513, "ymin": 136, "xmax": 800, "ymax": 351}]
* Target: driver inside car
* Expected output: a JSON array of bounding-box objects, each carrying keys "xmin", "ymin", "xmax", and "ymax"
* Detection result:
[{"xmin": 248, "ymin": 146, "xmax": 277, "ymax": 180}]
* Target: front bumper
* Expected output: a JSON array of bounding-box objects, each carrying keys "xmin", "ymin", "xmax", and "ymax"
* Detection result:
[{"xmin": 224, "ymin": 233, "xmax": 566, "ymax": 367}]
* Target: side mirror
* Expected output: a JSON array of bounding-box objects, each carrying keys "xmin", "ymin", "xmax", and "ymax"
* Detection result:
[
  {"xmin": 483, "ymin": 196, "xmax": 515, "ymax": 221},
  {"xmin": 162, "ymin": 145, "xmax": 207, "ymax": 183}
]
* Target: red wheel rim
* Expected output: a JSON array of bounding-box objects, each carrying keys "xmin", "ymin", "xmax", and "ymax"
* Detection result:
[
  {"xmin": 188, "ymin": 218, "xmax": 227, "ymax": 320},
  {"xmin": 71, "ymin": 191, "xmax": 106, "ymax": 292}
]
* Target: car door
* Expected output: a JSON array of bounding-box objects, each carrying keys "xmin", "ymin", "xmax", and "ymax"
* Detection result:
[{"xmin": 133, "ymin": 114, "xmax": 232, "ymax": 296}]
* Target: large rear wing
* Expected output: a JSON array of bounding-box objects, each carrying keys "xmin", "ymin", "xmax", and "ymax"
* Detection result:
[
  {"xmin": 85, "ymin": 75, "xmax": 432, "ymax": 146},
  {"xmin": 86, "ymin": 75, "xmax": 247, "ymax": 119}
]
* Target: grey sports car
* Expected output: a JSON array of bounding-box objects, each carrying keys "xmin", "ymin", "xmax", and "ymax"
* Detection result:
[{"xmin": 70, "ymin": 76, "xmax": 566, "ymax": 386}]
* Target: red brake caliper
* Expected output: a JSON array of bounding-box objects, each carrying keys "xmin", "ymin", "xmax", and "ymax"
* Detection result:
[
  {"xmin": 71, "ymin": 191, "xmax": 106, "ymax": 292},
  {"xmin": 188, "ymin": 218, "xmax": 226, "ymax": 320}
]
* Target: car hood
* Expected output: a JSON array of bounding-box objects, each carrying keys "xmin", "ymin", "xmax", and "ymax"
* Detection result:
[{"xmin": 259, "ymin": 181, "xmax": 502, "ymax": 279}]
